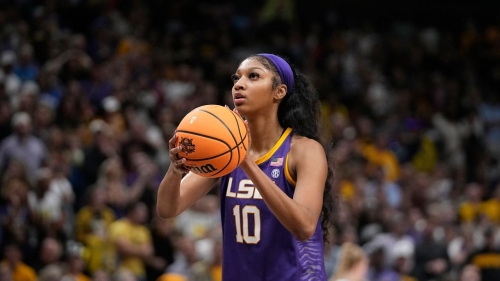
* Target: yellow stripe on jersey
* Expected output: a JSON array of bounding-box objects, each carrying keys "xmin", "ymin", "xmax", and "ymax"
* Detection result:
[
  {"xmin": 255, "ymin": 128, "xmax": 292, "ymax": 165},
  {"xmin": 284, "ymin": 152, "xmax": 296, "ymax": 186}
]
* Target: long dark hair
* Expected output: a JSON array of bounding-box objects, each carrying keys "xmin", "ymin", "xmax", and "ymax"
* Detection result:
[{"xmin": 252, "ymin": 54, "xmax": 335, "ymax": 244}]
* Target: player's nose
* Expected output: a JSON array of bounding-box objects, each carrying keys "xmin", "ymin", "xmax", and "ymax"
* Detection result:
[{"xmin": 233, "ymin": 79, "xmax": 245, "ymax": 90}]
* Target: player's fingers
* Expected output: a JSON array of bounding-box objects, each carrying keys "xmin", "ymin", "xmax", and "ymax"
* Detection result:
[
  {"xmin": 180, "ymin": 164, "xmax": 191, "ymax": 173},
  {"xmin": 169, "ymin": 156, "xmax": 190, "ymax": 174},
  {"xmin": 168, "ymin": 134, "xmax": 178, "ymax": 149},
  {"xmin": 169, "ymin": 145, "xmax": 183, "ymax": 160},
  {"xmin": 170, "ymin": 145, "xmax": 182, "ymax": 155},
  {"xmin": 173, "ymin": 157, "xmax": 186, "ymax": 166}
]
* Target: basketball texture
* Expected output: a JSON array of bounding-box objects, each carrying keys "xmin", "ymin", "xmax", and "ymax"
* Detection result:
[{"xmin": 175, "ymin": 105, "xmax": 249, "ymax": 178}]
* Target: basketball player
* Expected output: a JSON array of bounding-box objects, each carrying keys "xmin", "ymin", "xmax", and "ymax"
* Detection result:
[{"xmin": 157, "ymin": 53, "xmax": 334, "ymax": 280}]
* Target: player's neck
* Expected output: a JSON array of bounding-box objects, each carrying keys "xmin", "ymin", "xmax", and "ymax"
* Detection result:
[{"xmin": 247, "ymin": 118, "xmax": 283, "ymax": 157}]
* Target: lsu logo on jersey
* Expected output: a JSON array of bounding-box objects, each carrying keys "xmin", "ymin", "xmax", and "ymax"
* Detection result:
[
  {"xmin": 226, "ymin": 177, "xmax": 262, "ymax": 199},
  {"xmin": 226, "ymin": 178, "xmax": 263, "ymax": 199},
  {"xmin": 226, "ymin": 176, "xmax": 283, "ymax": 199}
]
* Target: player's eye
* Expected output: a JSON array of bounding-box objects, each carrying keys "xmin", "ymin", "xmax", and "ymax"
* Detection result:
[
  {"xmin": 231, "ymin": 74, "xmax": 240, "ymax": 83},
  {"xmin": 248, "ymin": 72, "xmax": 260, "ymax": 79}
]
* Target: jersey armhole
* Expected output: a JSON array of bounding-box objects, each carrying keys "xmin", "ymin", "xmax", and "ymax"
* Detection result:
[{"xmin": 284, "ymin": 152, "xmax": 296, "ymax": 186}]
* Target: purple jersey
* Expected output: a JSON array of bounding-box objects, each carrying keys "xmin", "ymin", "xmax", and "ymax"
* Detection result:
[{"xmin": 220, "ymin": 128, "xmax": 327, "ymax": 281}]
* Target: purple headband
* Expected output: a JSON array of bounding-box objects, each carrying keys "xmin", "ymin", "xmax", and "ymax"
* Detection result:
[{"xmin": 258, "ymin": 53, "xmax": 294, "ymax": 93}]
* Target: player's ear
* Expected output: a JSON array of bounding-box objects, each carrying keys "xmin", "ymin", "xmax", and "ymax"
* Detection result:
[{"xmin": 274, "ymin": 84, "xmax": 287, "ymax": 100}]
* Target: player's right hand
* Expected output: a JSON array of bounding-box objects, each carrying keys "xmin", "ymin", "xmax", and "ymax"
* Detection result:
[{"xmin": 168, "ymin": 134, "xmax": 191, "ymax": 175}]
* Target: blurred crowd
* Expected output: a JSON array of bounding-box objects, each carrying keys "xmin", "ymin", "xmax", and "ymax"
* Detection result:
[{"xmin": 0, "ymin": 1, "xmax": 499, "ymax": 281}]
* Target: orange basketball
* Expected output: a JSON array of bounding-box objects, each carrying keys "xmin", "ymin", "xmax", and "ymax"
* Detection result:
[{"xmin": 175, "ymin": 105, "xmax": 249, "ymax": 178}]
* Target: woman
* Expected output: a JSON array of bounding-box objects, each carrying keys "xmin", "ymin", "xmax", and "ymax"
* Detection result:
[
  {"xmin": 96, "ymin": 156, "xmax": 152, "ymax": 217},
  {"xmin": 157, "ymin": 53, "xmax": 334, "ymax": 280},
  {"xmin": 330, "ymin": 242, "xmax": 369, "ymax": 281}
]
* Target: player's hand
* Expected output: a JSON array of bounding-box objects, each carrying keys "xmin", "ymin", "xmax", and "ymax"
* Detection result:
[{"xmin": 168, "ymin": 134, "xmax": 191, "ymax": 175}]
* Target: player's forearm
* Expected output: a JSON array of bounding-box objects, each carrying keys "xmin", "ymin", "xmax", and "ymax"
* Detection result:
[
  {"xmin": 240, "ymin": 161, "xmax": 318, "ymax": 241},
  {"xmin": 156, "ymin": 167, "xmax": 183, "ymax": 219}
]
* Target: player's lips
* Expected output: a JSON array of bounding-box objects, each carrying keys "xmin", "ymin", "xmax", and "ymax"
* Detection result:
[{"xmin": 233, "ymin": 93, "xmax": 246, "ymax": 104}]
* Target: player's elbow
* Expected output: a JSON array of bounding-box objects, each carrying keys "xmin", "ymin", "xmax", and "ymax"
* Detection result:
[
  {"xmin": 156, "ymin": 204, "xmax": 178, "ymax": 220},
  {"xmin": 294, "ymin": 224, "xmax": 316, "ymax": 242}
]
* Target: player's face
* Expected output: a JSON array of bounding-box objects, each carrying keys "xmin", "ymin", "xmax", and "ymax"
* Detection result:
[{"xmin": 231, "ymin": 58, "xmax": 275, "ymax": 114}]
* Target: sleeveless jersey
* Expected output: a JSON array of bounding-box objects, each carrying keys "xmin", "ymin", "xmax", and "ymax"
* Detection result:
[{"xmin": 219, "ymin": 128, "xmax": 327, "ymax": 281}]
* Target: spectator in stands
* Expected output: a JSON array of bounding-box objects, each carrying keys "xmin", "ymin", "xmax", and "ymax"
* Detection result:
[
  {"xmin": 108, "ymin": 201, "xmax": 153, "ymax": 281},
  {"xmin": 96, "ymin": 156, "xmax": 152, "ymax": 218},
  {"xmin": 173, "ymin": 195, "xmax": 220, "ymax": 241},
  {"xmin": 459, "ymin": 264, "xmax": 481, "ymax": 281},
  {"xmin": 75, "ymin": 185, "xmax": 116, "ymax": 274},
  {"xmin": 0, "ymin": 112, "xmax": 46, "ymax": 185},
  {"xmin": 166, "ymin": 234, "xmax": 210, "ymax": 281},
  {"xmin": 92, "ymin": 270, "xmax": 111, "ymax": 281},
  {"xmin": 81, "ymin": 120, "xmax": 117, "ymax": 188},
  {"xmin": 61, "ymin": 241, "xmax": 91, "ymax": 281},
  {"xmin": 412, "ymin": 219, "xmax": 450, "ymax": 281},
  {"xmin": 358, "ymin": 128, "xmax": 401, "ymax": 182},
  {"xmin": 0, "ymin": 262, "xmax": 13, "ymax": 281},
  {"xmin": 330, "ymin": 242, "xmax": 368, "ymax": 281},
  {"xmin": 0, "ymin": 50, "xmax": 21, "ymax": 103},
  {"xmin": 0, "ymin": 98, "xmax": 12, "ymax": 142},
  {"xmin": 467, "ymin": 227, "xmax": 500, "ymax": 281},
  {"xmin": 0, "ymin": 242, "xmax": 37, "ymax": 281},
  {"xmin": 27, "ymin": 167, "xmax": 68, "ymax": 240},
  {"xmin": 459, "ymin": 182, "xmax": 484, "ymax": 223},
  {"xmin": 366, "ymin": 246, "xmax": 400, "ymax": 281},
  {"xmin": 480, "ymin": 182, "xmax": 500, "ymax": 223},
  {"xmin": 13, "ymin": 44, "xmax": 39, "ymax": 83},
  {"xmin": 29, "ymin": 237, "xmax": 64, "ymax": 274},
  {"xmin": 145, "ymin": 208, "xmax": 175, "ymax": 281},
  {"xmin": 0, "ymin": 178, "xmax": 32, "ymax": 257}
]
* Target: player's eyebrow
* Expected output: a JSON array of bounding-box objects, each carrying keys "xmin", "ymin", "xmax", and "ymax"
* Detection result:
[{"xmin": 236, "ymin": 66, "xmax": 265, "ymax": 73}]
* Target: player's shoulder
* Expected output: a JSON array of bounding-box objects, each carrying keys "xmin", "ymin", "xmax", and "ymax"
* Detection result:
[
  {"xmin": 290, "ymin": 135, "xmax": 325, "ymax": 157},
  {"xmin": 291, "ymin": 134, "xmax": 323, "ymax": 148}
]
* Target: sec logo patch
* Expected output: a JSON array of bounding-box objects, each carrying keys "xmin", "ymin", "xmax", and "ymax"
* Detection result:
[{"xmin": 271, "ymin": 168, "xmax": 280, "ymax": 179}]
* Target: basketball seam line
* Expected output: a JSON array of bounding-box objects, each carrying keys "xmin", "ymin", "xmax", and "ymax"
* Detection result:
[
  {"xmin": 231, "ymin": 109, "xmax": 248, "ymax": 151},
  {"xmin": 177, "ymin": 128, "xmax": 233, "ymax": 177},
  {"xmin": 176, "ymin": 129, "xmax": 247, "ymax": 162},
  {"xmin": 176, "ymin": 129, "xmax": 231, "ymax": 161},
  {"xmin": 198, "ymin": 108, "xmax": 240, "ymax": 169},
  {"xmin": 182, "ymin": 133, "xmax": 247, "ymax": 161}
]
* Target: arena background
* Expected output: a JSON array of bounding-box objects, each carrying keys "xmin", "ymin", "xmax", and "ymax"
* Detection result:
[{"xmin": 0, "ymin": 1, "xmax": 500, "ymax": 281}]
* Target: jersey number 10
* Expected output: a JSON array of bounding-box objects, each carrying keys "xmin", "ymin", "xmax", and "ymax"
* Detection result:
[{"xmin": 233, "ymin": 205, "xmax": 261, "ymax": 244}]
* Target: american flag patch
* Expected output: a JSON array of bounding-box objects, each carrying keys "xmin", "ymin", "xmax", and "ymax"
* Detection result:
[{"xmin": 270, "ymin": 157, "xmax": 283, "ymax": 167}]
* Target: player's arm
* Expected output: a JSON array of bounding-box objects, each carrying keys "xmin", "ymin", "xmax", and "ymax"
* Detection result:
[
  {"xmin": 157, "ymin": 135, "xmax": 218, "ymax": 219},
  {"xmin": 240, "ymin": 137, "xmax": 326, "ymax": 241}
]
